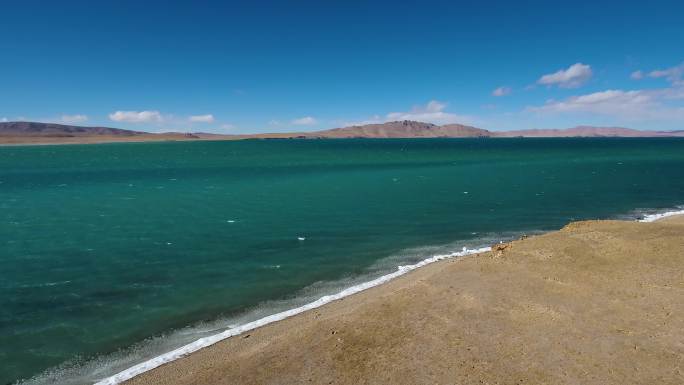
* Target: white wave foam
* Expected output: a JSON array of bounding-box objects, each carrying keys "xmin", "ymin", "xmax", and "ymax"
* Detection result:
[
  {"xmin": 94, "ymin": 246, "xmax": 491, "ymax": 385},
  {"xmin": 638, "ymin": 209, "xmax": 684, "ymax": 223}
]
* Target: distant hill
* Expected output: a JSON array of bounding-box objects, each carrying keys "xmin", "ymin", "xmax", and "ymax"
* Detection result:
[
  {"xmin": 0, "ymin": 121, "xmax": 144, "ymax": 137},
  {"xmin": 0, "ymin": 122, "xmax": 209, "ymax": 144},
  {"xmin": 299, "ymin": 121, "xmax": 684, "ymax": 138},
  {"xmin": 1, "ymin": 120, "xmax": 683, "ymax": 145},
  {"xmin": 304, "ymin": 120, "xmax": 490, "ymax": 138},
  {"xmin": 491, "ymin": 126, "xmax": 677, "ymax": 138}
]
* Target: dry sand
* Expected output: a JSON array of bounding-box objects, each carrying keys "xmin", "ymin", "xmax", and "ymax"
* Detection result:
[{"xmin": 126, "ymin": 216, "xmax": 684, "ymax": 385}]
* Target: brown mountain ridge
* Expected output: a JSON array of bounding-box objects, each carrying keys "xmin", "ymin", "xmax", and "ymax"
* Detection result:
[
  {"xmin": 1, "ymin": 120, "xmax": 683, "ymax": 145},
  {"xmin": 307, "ymin": 121, "xmax": 684, "ymax": 138}
]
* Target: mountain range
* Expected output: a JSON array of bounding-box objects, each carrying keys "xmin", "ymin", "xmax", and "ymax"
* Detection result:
[
  {"xmin": 300, "ymin": 120, "xmax": 684, "ymax": 138},
  {"xmin": 1, "ymin": 120, "xmax": 683, "ymax": 144}
]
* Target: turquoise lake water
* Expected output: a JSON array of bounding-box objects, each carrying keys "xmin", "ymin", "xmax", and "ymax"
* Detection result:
[{"xmin": 1, "ymin": 138, "xmax": 684, "ymax": 384}]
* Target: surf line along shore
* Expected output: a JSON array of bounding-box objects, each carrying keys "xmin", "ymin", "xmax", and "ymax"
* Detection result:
[{"xmin": 104, "ymin": 213, "xmax": 684, "ymax": 385}]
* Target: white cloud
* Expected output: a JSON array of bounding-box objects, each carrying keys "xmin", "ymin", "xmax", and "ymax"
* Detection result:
[
  {"xmin": 648, "ymin": 62, "xmax": 684, "ymax": 86},
  {"xmin": 60, "ymin": 114, "xmax": 88, "ymax": 124},
  {"xmin": 2, "ymin": 115, "xmax": 88, "ymax": 125},
  {"xmin": 109, "ymin": 110, "xmax": 164, "ymax": 123},
  {"xmin": 527, "ymin": 87, "xmax": 684, "ymax": 121},
  {"xmin": 630, "ymin": 70, "xmax": 644, "ymax": 80},
  {"xmin": 492, "ymin": 86, "xmax": 511, "ymax": 97},
  {"xmin": 291, "ymin": 116, "xmax": 318, "ymax": 125},
  {"xmin": 341, "ymin": 100, "xmax": 475, "ymax": 127},
  {"xmin": 537, "ymin": 63, "xmax": 593, "ymax": 88},
  {"xmin": 385, "ymin": 100, "xmax": 473, "ymax": 125},
  {"xmin": 343, "ymin": 115, "xmax": 384, "ymax": 126},
  {"xmin": 268, "ymin": 119, "xmax": 281, "ymax": 126},
  {"xmin": 220, "ymin": 123, "xmax": 235, "ymax": 130},
  {"xmin": 530, "ymin": 89, "xmax": 653, "ymax": 114},
  {"xmin": 189, "ymin": 114, "xmax": 215, "ymax": 123}
]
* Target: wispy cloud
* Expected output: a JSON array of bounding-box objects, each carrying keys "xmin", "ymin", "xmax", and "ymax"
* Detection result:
[
  {"xmin": 291, "ymin": 116, "xmax": 318, "ymax": 125},
  {"xmin": 647, "ymin": 62, "xmax": 684, "ymax": 86},
  {"xmin": 2, "ymin": 114, "xmax": 88, "ymax": 125},
  {"xmin": 492, "ymin": 86, "xmax": 511, "ymax": 97},
  {"xmin": 385, "ymin": 100, "xmax": 473, "ymax": 125},
  {"xmin": 631, "ymin": 63, "xmax": 684, "ymax": 86},
  {"xmin": 109, "ymin": 110, "xmax": 163, "ymax": 123},
  {"xmin": 343, "ymin": 115, "xmax": 384, "ymax": 126},
  {"xmin": 189, "ymin": 114, "xmax": 215, "ymax": 123},
  {"xmin": 527, "ymin": 87, "xmax": 684, "ymax": 121},
  {"xmin": 60, "ymin": 114, "xmax": 88, "ymax": 124},
  {"xmin": 537, "ymin": 63, "xmax": 592, "ymax": 88},
  {"xmin": 342, "ymin": 100, "xmax": 475, "ymax": 127}
]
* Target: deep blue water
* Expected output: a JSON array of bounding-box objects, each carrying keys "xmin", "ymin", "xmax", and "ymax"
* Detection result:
[{"xmin": 1, "ymin": 138, "xmax": 683, "ymax": 384}]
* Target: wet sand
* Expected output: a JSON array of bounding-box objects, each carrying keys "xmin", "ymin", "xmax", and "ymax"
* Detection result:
[{"xmin": 126, "ymin": 216, "xmax": 684, "ymax": 385}]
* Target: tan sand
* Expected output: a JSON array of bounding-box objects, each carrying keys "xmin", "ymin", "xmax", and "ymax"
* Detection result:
[{"xmin": 127, "ymin": 216, "xmax": 684, "ymax": 385}]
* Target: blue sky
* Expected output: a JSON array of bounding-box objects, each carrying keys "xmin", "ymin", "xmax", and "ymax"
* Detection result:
[{"xmin": 2, "ymin": 0, "xmax": 684, "ymax": 133}]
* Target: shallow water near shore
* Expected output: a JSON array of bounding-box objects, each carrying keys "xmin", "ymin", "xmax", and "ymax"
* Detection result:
[{"xmin": 2, "ymin": 138, "xmax": 684, "ymax": 384}]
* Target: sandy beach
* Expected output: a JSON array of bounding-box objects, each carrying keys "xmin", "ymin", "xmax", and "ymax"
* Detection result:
[
  {"xmin": 120, "ymin": 215, "xmax": 684, "ymax": 385},
  {"xmin": 6, "ymin": 3, "xmax": 684, "ymax": 385}
]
